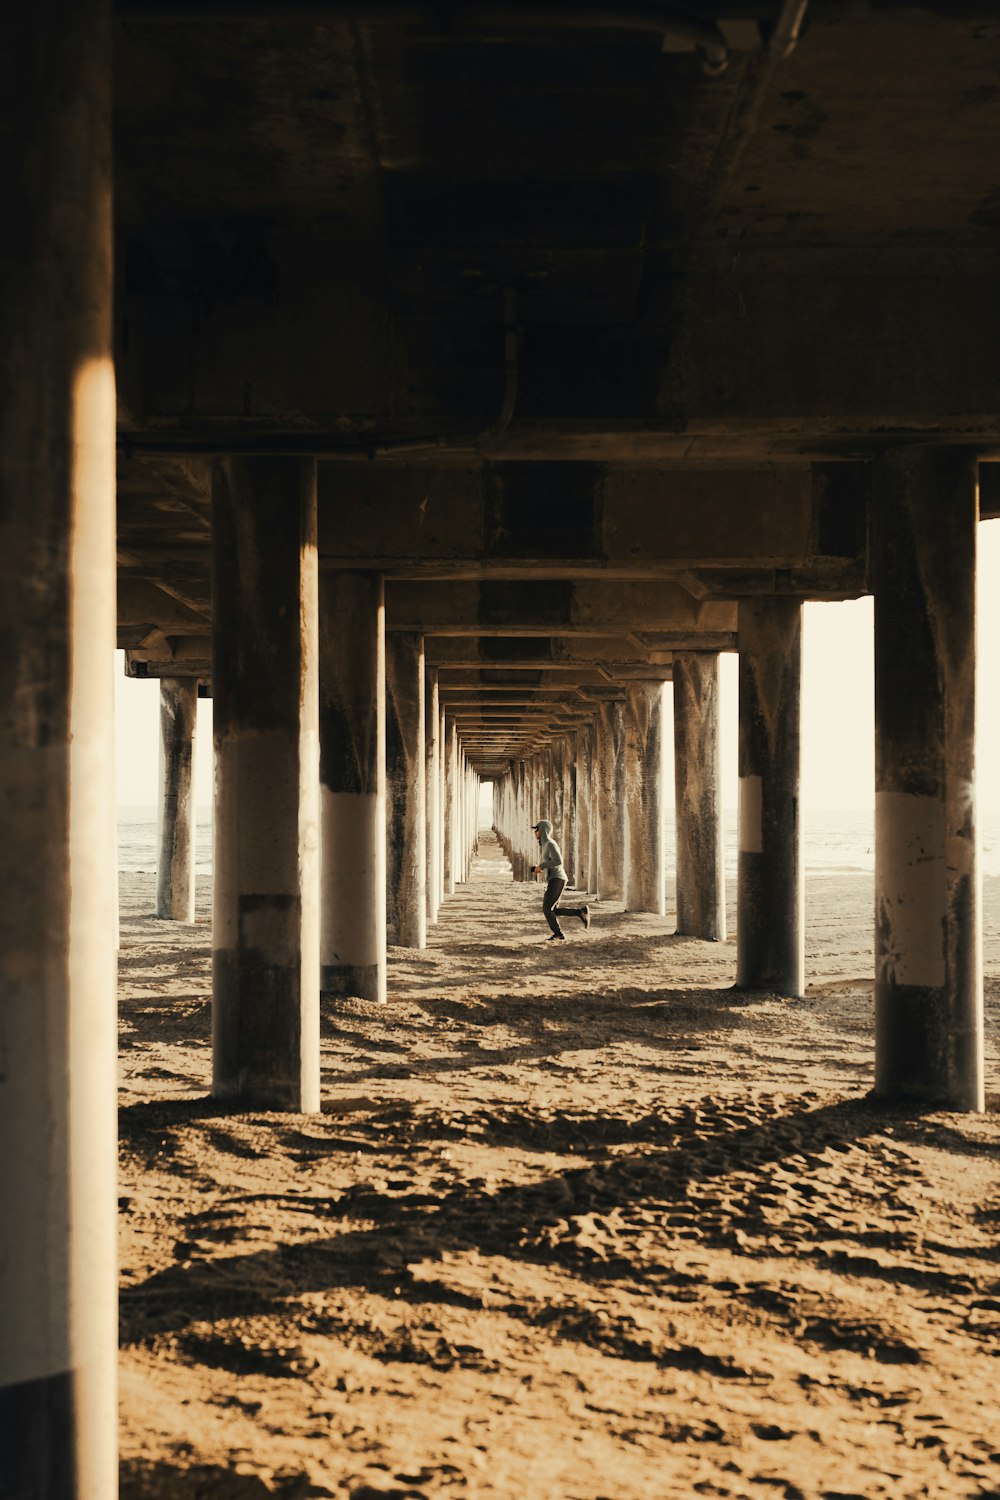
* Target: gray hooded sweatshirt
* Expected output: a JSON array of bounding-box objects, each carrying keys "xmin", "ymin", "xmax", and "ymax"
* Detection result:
[{"xmin": 534, "ymin": 820, "xmax": 567, "ymax": 882}]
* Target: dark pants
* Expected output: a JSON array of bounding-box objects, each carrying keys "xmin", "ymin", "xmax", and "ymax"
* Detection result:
[{"xmin": 543, "ymin": 877, "xmax": 586, "ymax": 936}]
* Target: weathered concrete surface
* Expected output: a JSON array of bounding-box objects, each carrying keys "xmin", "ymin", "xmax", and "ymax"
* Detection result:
[
  {"xmin": 319, "ymin": 571, "xmax": 386, "ymax": 1004},
  {"xmin": 872, "ymin": 447, "xmax": 982, "ymax": 1111},
  {"xmin": 386, "ymin": 632, "xmax": 427, "ymax": 948},
  {"xmin": 114, "ymin": 11, "xmax": 1000, "ymax": 456},
  {"xmin": 212, "ymin": 456, "xmax": 320, "ymax": 1110},
  {"xmin": 425, "ymin": 667, "xmax": 441, "ymax": 925},
  {"xmin": 624, "ymin": 682, "xmax": 666, "ymax": 915},
  {"xmin": 576, "ymin": 722, "xmax": 594, "ymax": 894},
  {"xmin": 444, "ymin": 719, "xmax": 458, "ymax": 896},
  {"xmin": 736, "ymin": 599, "xmax": 803, "ymax": 997},
  {"xmin": 319, "ymin": 462, "xmax": 825, "ymax": 572},
  {"xmin": 156, "ymin": 676, "xmax": 197, "ymax": 922},
  {"xmin": 595, "ymin": 699, "xmax": 626, "ymax": 902},
  {"xmin": 0, "ymin": 2, "xmax": 116, "ymax": 1486},
  {"xmin": 564, "ymin": 731, "xmax": 579, "ymax": 889},
  {"xmin": 673, "ymin": 654, "xmax": 726, "ymax": 941},
  {"xmin": 550, "ymin": 738, "xmax": 566, "ymax": 859},
  {"xmin": 388, "ymin": 580, "xmax": 736, "ymax": 636}
]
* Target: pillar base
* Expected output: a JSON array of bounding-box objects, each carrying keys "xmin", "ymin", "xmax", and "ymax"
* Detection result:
[{"xmin": 321, "ymin": 963, "xmax": 386, "ymax": 1004}]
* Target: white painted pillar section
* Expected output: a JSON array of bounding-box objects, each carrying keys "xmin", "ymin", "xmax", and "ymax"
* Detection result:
[
  {"xmin": 0, "ymin": 1, "xmax": 116, "ymax": 1482},
  {"xmin": 212, "ymin": 457, "xmax": 321, "ymax": 1110},
  {"xmin": 872, "ymin": 446, "xmax": 982, "ymax": 1110},
  {"xmin": 156, "ymin": 676, "xmax": 197, "ymax": 922},
  {"xmin": 425, "ymin": 668, "xmax": 441, "ymax": 925},
  {"xmin": 319, "ymin": 571, "xmax": 386, "ymax": 1003}
]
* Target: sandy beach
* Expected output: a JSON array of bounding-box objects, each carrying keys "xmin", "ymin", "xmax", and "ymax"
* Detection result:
[{"xmin": 118, "ymin": 834, "xmax": 1000, "ymax": 1499}]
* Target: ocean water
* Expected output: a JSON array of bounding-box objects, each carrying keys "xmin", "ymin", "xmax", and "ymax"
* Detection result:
[{"xmin": 117, "ymin": 806, "xmax": 1000, "ymax": 878}]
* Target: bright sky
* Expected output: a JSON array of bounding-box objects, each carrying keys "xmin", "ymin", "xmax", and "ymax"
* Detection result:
[{"xmin": 115, "ymin": 518, "xmax": 1000, "ymax": 814}]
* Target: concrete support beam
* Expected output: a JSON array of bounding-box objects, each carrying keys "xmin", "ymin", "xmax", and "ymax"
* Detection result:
[
  {"xmin": 425, "ymin": 667, "xmax": 441, "ymax": 925},
  {"xmin": 595, "ymin": 699, "xmax": 626, "ymax": 901},
  {"xmin": 0, "ymin": 2, "xmax": 116, "ymax": 1481},
  {"xmin": 427, "ymin": 637, "xmax": 671, "ymax": 668},
  {"xmin": 624, "ymin": 682, "xmax": 667, "ymax": 914},
  {"xmin": 736, "ymin": 598, "xmax": 803, "ymax": 996},
  {"xmin": 386, "ymin": 632, "xmax": 427, "ymax": 948},
  {"xmin": 673, "ymin": 653, "xmax": 726, "ymax": 941},
  {"xmin": 388, "ymin": 579, "xmax": 736, "ymax": 637},
  {"xmin": 872, "ymin": 447, "xmax": 982, "ymax": 1111},
  {"xmin": 212, "ymin": 456, "xmax": 321, "ymax": 1110},
  {"xmin": 319, "ymin": 571, "xmax": 386, "ymax": 1004},
  {"xmin": 318, "ymin": 461, "xmax": 831, "ymax": 575},
  {"xmin": 156, "ymin": 677, "xmax": 198, "ymax": 922}
]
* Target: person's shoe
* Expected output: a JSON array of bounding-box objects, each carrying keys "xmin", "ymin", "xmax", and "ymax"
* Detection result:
[
  {"xmin": 578, "ymin": 905, "xmax": 591, "ymax": 929},
  {"xmin": 547, "ymin": 931, "xmax": 566, "ymax": 942}
]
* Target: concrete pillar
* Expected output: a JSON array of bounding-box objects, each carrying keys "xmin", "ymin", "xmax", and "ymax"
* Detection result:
[
  {"xmin": 386, "ymin": 632, "xmax": 426, "ymax": 948},
  {"xmin": 425, "ymin": 668, "xmax": 441, "ymax": 925},
  {"xmin": 508, "ymin": 760, "xmax": 525, "ymax": 879},
  {"xmin": 624, "ymin": 682, "xmax": 667, "ymax": 914},
  {"xmin": 212, "ymin": 457, "xmax": 320, "ymax": 1109},
  {"xmin": 736, "ymin": 598, "xmax": 803, "ymax": 996},
  {"xmin": 460, "ymin": 749, "xmax": 469, "ymax": 881},
  {"xmin": 444, "ymin": 718, "xmax": 457, "ymax": 895},
  {"xmin": 156, "ymin": 677, "xmax": 197, "ymax": 922},
  {"xmin": 872, "ymin": 447, "xmax": 982, "ymax": 1110},
  {"xmin": 564, "ymin": 732, "xmax": 579, "ymax": 887},
  {"xmin": 438, "ymin": 704, "xmax": 447, "ymax": 905},
  {"xmin": 551, "ymin": 737, "xmax": 565, "ymax": 848},
  {"xmin": 0, "ymin": 3, "xmax": 116, "ymax": 1483},
  {"xmin": 318, "ymin": 571, "xmax": 386, "ymax": 1004},
  {"xmin": 587, "ymin": 720, "xmax": 599, "ymax": 895},
  {"xmin": 595, "ymin": 700, "xmax": 626, "ymax": 900},
  {"xmin": 576, "ymin": 721, "xmax": 594, "ymax": 894},
  {"xmin": 673, "ymin": 653, "xmax": 726, "ymax": 941}
]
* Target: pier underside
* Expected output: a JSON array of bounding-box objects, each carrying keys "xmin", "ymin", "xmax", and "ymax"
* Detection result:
[{"xmin": 4, "ymin": 1, "xmax": 1000, "ymax": 1492}]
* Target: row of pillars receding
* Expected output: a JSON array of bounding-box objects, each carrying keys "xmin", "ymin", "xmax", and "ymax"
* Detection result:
[
  {"xmin": 0, "ymin": 0, "xmax": 986, "ymax": 1480},
  {"xmin": 494, "ymin": 448, "xmax": 984, "ymax": 1120},
  {"xmin": 493, "ymin": 664, "xmax": 724, "ymax": 938}
]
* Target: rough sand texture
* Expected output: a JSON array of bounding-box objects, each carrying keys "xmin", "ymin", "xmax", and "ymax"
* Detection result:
[{"xmin": 119, "ymin": 834, "xmax": 1000, "ymax": 1499}]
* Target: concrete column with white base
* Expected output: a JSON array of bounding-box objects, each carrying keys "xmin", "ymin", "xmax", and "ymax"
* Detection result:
[
  {"xmin": 576, "ymin": 722, "xmax": 594, "ymax": 894},
  {"xmin": 319, "ymin": 571, "xmax": 386, "ymax": 1004},
  {"xmin": 386, "ymin": 632, "xmax": 426, "ymax": 948},
  {"xmin": 624, "ymin": 682, "xmax": 667, "ymax": 914},
  {"xmin": 0, "ymin": 2, "xmax": 117, "ymax": 1483},
  {"xmin": 444, "ymin": 718, "xmax": 457, "ymax": 895},
  {"xmin": 673, "ymin": 653, "xmax": 726, "ymax": 941},
  {"xmin": 438, "ymin": 704, "xmax": 447, "ymax": 904},
  {"xmin": 736, "ymin": 598, "xmax": 803, "ymax": 996},
  {"xmin": 873, "ymin": 446, "xmax": 982, "ymax": 1111},
  {"xmin": 212, "ymin": 457, "xmax": 321, "ymax": 1109},
  {"xmin": 595, "ymin": 700, "xmax": 626, "ymax": 901},
  {"xmin": 425, "ymin": 668, "xmax": 441, "ymax": 925},
  {"xmin": 156, "ymin": 677, "xmax": 198, "ymax": 922}
]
